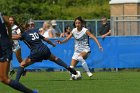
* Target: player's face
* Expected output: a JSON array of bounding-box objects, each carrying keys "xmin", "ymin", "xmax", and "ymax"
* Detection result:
[
  {"xmin": 66, "ymin": 27, "xmax": 71, "ymax": 32},
  {"xmin": 75, "ymin": 20, "xmax": 82, "ymax": 29},
  {"xmin": 9, "ymin": 17, "xmax": 14, "ymax": 25}
]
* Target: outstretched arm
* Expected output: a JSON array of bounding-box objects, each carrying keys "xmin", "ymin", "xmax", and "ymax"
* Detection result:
[
  {"xmin": 86, "ymin": 30, "xmax": 103, "ymax": 51},
  {"xmin": 57, "ymin": 32, "xmax": 73, "ymax": 44},
  {"xmin": 43, "ymin": 38, "xmax": 56, "ymax": 47}
]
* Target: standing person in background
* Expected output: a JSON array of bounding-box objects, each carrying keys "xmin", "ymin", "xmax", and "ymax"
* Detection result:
[
  {"xmin": 99, "ymin": 16, "xmax": 111, "ymax": 71},
  {"xmin": 8, "ymin": 16, "xmax": 26, "ymax": 77},
  {"xmin": 57, "ymin": 16, "xmax": 103, "ymax": 79},
  {"xmin": 50, "ymin": 20, "xmax": 57, "ymax": 37},
  {"xmin": 0, "ymin": 13, "xmax": 38, "ymax": 93},
  {"xmin": 99, "ymin": 16, "xmax": 111, "ymax": 39},
  {"xmin": 41, "ymin": 21, "xmax": 55, "ymax": 38},
  {"xmin": 60, "ymin": 25, "xmax": 71, "ymax": 38},
  {"xmin": 28, "ymin": 18, "xmax": 35, "ymax": 29}
]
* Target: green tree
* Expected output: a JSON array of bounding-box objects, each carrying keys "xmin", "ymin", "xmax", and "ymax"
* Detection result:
[{"xmin": 0, "ymin": 0, "xmax": 110, "ymax": 20}]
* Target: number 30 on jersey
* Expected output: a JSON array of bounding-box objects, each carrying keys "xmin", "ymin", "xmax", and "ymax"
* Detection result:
[{"xmin": 29, "ymin": 32, "xmax": 39, "ymax": 40}]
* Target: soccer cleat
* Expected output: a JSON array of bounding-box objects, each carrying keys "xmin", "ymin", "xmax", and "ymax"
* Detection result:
[
  {"xmin": 33, "ymin": 89, "xmax": 38, "ymax": 93},
  {"xmin": 9, "ymin": 70, "xmax": 15, "ymax": 77},
  {"xmin": 87, "ymin": 72, "xmax": 93, "ymax": 77}
]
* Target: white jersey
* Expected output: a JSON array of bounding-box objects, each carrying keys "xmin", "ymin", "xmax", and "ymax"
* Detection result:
[
  {"xmin": 43, "ymin": 29, "xmax": 50, "ymax": 38},
  {"xmin": 43, "ymin": 28, "xmax": 55, "ymax": 38},
  {"xmin": 12, "ymin": 25, "xmax": 21, "ymax": 52},
  {"xmin": 72, "ymin": 27, "xmax": 90, "ymax": 53}
]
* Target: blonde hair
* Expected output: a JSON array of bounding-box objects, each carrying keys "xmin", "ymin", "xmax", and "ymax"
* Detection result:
[{"xmin": 43, "ymin": 21, "xmax": 51, "ymax": 30}]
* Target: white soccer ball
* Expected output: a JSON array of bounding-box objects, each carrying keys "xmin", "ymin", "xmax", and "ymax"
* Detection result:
[{"xmin": 72, "ymin": 71, "xmax": 82, "ymax": 80}]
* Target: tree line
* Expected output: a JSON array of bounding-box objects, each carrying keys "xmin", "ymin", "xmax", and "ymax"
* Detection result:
[{"xmin": 0, "ymin": 0, "xmax": 110, "ymax": 21}]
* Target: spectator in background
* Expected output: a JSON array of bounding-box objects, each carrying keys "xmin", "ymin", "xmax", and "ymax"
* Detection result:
[
  {"xmin": 41, "ymin": 21, "xmax": 55, "ymax": 38},
  {"xmin": 60, "ymin": 26, "xmax": 71, "ymax": 38},
  {"xmin": 50, "ymin": 20, "xmax": 58, "ymax": 37},
  {"xmin": 99, "ymin": 16, "xmax": 111, "ymax": 38},
  {"xmin": 99, "ymin": 16, "xmax": 111, "ymax": 71},
  {"xmin": 28, "ymin": 19, "xmax": 35, "ymax": 29}
]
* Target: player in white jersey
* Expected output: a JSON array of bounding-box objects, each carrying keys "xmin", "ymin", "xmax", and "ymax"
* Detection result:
[
  {"xmin": 57, "ymin": 16, "xmax": 103, "ymax": 79},
  {"xmin": 8, "ymin": 16, "xmax": 26, "ymax": 77}
]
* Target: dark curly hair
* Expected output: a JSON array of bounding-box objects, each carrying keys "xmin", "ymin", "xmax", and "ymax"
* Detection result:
[{"xmin": 73, "ymin": 16, "xmax": 84, "ymax": 27}]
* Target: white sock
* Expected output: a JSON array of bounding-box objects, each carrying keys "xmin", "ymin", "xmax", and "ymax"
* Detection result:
[
  {"xmin": 70, "ymin": 65, "xmax": 74, "ymax": 68},
  {"xmin": 77, "ymin": 56, "xmax": 90, "ymax": 73}
]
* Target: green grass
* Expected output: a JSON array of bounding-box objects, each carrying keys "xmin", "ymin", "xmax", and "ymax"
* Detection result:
[{"xmin": 1, "ymin": 71, "xmax": 140, "ymax": 93}]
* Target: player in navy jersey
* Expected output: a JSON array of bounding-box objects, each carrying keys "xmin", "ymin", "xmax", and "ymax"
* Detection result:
[
  {"xmin": 0, "ymin": 13, "xmax": 38, "ymax": 93},
  {"xmin": 13, "ymin": 23, "xmax": 77, "ymax": 82}
]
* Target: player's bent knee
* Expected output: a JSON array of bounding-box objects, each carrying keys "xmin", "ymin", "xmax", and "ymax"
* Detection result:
[
  {"xmin": 20, "ymin": 59, "xmax": 32, "ymax": 67},
  {"xmin": 77, "ymin": 56, "xmax": 83, "ymax": 61}
]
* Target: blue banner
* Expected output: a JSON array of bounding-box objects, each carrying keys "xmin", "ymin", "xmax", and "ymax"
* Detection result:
[{"xmin": 12, "ymin": 36, "xmax": 140, "ymax": 69}]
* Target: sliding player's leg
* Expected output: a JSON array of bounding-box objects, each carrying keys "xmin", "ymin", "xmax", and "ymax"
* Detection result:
[
  {"xmin": 0, "ymin": 61, "xmax": 35, "ymax": 93},
  {"xmin": 48, "ymin": 54, "xmax": 77, "ymax": 75}
]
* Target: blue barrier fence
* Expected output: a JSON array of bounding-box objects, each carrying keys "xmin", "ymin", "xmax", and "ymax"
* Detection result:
[{"xmin": 12, "ymin": 36, "xmax": 140, "ymax": 69}]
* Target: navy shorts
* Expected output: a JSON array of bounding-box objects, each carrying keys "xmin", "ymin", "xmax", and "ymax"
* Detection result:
[
  {"xmin": 28, "ymin": 45, "xmax": 51, "ymax": 62},
  {"xmin": 0, "ymin": 46, "xmax": 12, "ymax": 62}
]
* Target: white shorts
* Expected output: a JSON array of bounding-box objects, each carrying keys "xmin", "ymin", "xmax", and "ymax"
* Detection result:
[{"xmin": 72, "ymin": 49, "xmax": 90, "ymax": 60}]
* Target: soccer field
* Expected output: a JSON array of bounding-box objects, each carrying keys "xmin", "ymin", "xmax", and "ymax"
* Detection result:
[{"xmin": 0, "ymin": 71, "xmax": 140, "ymax": 93}]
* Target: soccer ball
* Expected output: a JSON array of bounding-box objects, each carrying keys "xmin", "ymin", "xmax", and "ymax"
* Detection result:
[{"xmin": 71, "ymin": 71, "xmax": 82, "ymax": 80}]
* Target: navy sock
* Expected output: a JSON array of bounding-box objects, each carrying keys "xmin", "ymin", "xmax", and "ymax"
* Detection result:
[
  {"xmin": 55, "ymin": 58, "xmax": 68, "ymax": 69},
  {"xmin": 55, "ymin": 58, "xmax": 77, "ymax": 75},
  {"xmin": 67, "ymin": 67, "xmax": 77, "ymax": 75},
  {"xmin": 15, "ymin": 67, "xmax": 24, "ymax": 82},
  {"xmin": 9, "ymin": 80, "xmax": 33, "ymax": 93}
]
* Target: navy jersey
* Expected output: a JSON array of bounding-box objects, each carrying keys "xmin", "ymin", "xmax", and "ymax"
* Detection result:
[
  {"xmin": 21, "ymin": 28, "xmax": 51, "ymax": 62},
  {"xmin": 21, "ymin": 28, "xmax": 45, "ymax": 50},
  {"xmin": 0, "ymin": 14, "xmax": 12, "ymax": 47},
  {"xmin": 0, "ymin": 13, "xmax": 12, "ymax": 61}
]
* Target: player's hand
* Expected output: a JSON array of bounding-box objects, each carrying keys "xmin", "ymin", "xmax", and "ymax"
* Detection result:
[
  {"xmin": 56, "ymin": 40, "xmax": 62, "ymax": 44},
  {"xmin": 99, "ymin": 46, "xmax": 103, "ymax": 51},
  {"xmin": 101, "ymin": 35, "xmax": 106, "ymax": 39},
  {"xmin": 52, "ymin": 43, "xmax": 56, "ymax": 47}
]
